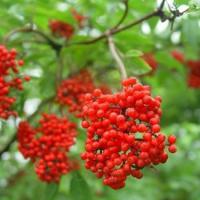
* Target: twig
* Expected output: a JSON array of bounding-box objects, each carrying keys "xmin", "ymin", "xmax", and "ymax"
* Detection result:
[
  {"xmin": 112, "ymin": 0, "xmax": 129, "ymax": 30},
  {"xmin": 55, "ymin": 50, "xmax": 64, "ymax": 87},
  {"xmin": 67, "ymin": 1, "xmax": 166, "ymax": 46},
  {"xmin": 67, "ymin": 11, "xmax": 158, "ymax": 46},
  {"xmin": 0, "ymin": 134, "xmax": 16, "ymax": 157},
  {"xmin": 4, "ymin": 27, "xmax": 62, "ymax": 52},
  {"xmin": 0, "ymin": 96, "xmax": 55, "ymax": 157},
  {"xmin": 26, "ymin": 96, "xmax": 55, "ymax": 120},
  {"xmin": 107, "ymin": 34, "xmax": 127, "ymax": 80}
]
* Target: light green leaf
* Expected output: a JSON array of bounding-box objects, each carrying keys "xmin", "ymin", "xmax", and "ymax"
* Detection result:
[
  {"xmin": 125, "ymin": 57, "xmax": 152, "ymax": 76},
  {"xmin": 125, "ymin": 49, "xmax": 143, "ymax": 58}
]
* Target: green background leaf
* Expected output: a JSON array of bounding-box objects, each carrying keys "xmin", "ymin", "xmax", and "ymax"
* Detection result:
[{"xmin": 70, "ymin": 172, "xmax": 92, "ymax": 200}]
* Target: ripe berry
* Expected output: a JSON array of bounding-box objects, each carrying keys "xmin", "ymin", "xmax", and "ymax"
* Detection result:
[
  {"xmin": 168, "ymin": 135, "xmax": 176, "ymax": 144},
  {"xmin": 168, "ymin": 145, "xmax": 177, "ymax": 153}
]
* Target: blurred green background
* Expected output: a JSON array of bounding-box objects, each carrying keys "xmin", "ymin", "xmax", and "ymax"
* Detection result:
[{"xmin": 0, "ymin": 0, "xmax": 200, "ymax": 200}]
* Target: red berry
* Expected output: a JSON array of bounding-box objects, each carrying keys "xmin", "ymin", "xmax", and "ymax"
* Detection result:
[
  {"xmin": 81, "ymin": 121, "xmax": 89, "ymax": 128},
  {"xmin": 168, "ymin": 135, "xmax": 176, "ymax": 144},
  {"xmin": 168, "ymin": 145, "xmax": 177, "ymax": 153}
]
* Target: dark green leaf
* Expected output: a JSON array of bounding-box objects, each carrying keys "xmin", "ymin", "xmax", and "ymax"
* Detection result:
[
  {"xmin": 70, "ymin": 171, "xmax": 92, "ymax": 200},
  {"xmin": 43, "ymin": 183, "xmax": 59, "ymax": 200}
]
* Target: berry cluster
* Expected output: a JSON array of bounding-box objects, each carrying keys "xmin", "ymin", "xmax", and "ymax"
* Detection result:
[
  {"xmin": 71, "ymin": 8, "xmax": 87, "ymax": 28},
  {"xmin": 0, "ymin": 45, "xmax": 29, "ymax": 119},
  {"xmin": 171, "ymin": 50, "xmax": 185, "ymax": 64},
  {"xmin": 49, "ymin": 20, "xmax": 74, "ymax": 39},
  {"xmin": 170, "ymin": 50, "xmax": 200, "ymax": 88},
  {"xmin": 18, "ymin": 114, "xmax": 77, "ymax": 183},
  {"xmin": 57, "ymin": 69, "xmax": 95, "ymax": 117},
  {"xmin": 81, "ymin": 77, "xmax": 176, "ymax": 189},
  {"xmin": 142, "ymin": 53, "xmax": 158, "ymax": 72},
  {"xmin": 186, "ymin": 60, "xmax": 200, "ymax": 88}
]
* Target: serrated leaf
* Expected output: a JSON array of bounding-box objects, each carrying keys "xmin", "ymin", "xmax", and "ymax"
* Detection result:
[
  {"xmin": 70, "ymin": 171, "xmax": 92, "ymax": 200},
  {"xmin": 43, "ymin": 183, "xmax": 59, "ymax": 200}
]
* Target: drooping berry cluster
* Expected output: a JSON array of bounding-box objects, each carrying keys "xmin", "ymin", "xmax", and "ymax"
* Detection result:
[
  {"xmin": 0, "ymin": 45, "xmax": 29, "ymax": 119},
  {"xmin": 81, "ymin": 77, "xmax": 176, "ymax": 190},
  {"xmin": 17, "ymin": 114, "xmax": 77, "ymax": 183},
  {"xmin": 56, "ymin": 69, "xmax": 95, "ymax": 117},
  {"xmin": 142, "ymin": 53, "xmax": 158, "ymax": 72},
  {"xmin": 49, "ymin": 20, "xmax": 74, "ymax": 39}
]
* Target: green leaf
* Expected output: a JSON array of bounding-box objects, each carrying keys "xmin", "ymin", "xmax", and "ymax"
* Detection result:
[
  {"xmin": 125, "ymin": 57, "xmax": 152, "ymax": 76},
  {"xmin": 43, "ymin": 183, "xmax": 59, "ymax": 200},
  {"xmin": 70, "ymin": 171, "xmax": 92, "ymax": 200},
  {"xmin": 125, "ymin": 49, "xmax": 143, "ymax": 58},
  {"xmin": 182, "ymin": 17, "xmax": 200, "ymax": 50}
]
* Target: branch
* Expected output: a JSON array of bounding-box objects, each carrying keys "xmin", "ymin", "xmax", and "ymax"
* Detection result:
[
  {"xmin": 67, "ymin": 3, "xmax": 165, "ymax": 46},
  {"xmin": 4, "ymin": 26, "xmax": 62, "ymax": 52},
  {"xmin": 112, "ymin": 0, "xmax": 129, "ymax": 30},
  {"xmin": 0, "ymin": 96, "xmax": 55, "ymax": 158},
  {"xmin": 55, "ymin": 50, "xmax": 64, "ymax": 87},
  {"xmin": 0, "ymin": 134, "xmax": 16, "ymax": 157},
  {"xmin": 27, "ymin": 96, "xmax": 55, "ymax": 120},
  {"xmin": 107, "ymin": 34, "xmax": 127, "ymax": 80},
  {"xmin": 67, "ymin": 0, "xmax": 189, "ymax": 47}
]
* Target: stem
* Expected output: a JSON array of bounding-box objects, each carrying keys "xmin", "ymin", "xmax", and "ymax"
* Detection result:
[
  {"xmin": 111, "ymin": 11, "xmax": 159, "ymax": 35},
  {"xmin": 4, "ymin": 27, "xmax": 62, "ymax": 52},
  {"xmin": 55, "ymin": 50, "xmax": 64, "ymax": 87},
  {"xmin": 112, "ymin": 0, "xmax": 129, "ymax": 30},
  {"xmin": 107, "ymin": 35, "xmax": 127, "ymax": 80},
  {"xmin": 0, "ymin": 134, "xmax": 16, "ymax": 157},
  {"xmin": 67, "ymin": 0, "xmax": 170, "ymax": 47},
  {"xmin": 67, "ymin": 11, "xmax": 160, "ymax": 46}
]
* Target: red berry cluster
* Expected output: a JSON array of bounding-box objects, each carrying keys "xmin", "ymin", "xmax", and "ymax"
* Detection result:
[
  {"xmin": 170, "ymin": 50, "xmax": 200, "ymax": 88},
  {"xmin": 81, "ymin": 77, "xmax": 176, "ymax": 190},
  {"xmin": 0, "ymin": 45, "xmax": 29, "ymax": 119},
  {"xmin": 71, "ymin": 8, "xmax": 87, "ymax": 28},
  {"xmin": 142, "ymin": 53, "xmax": 158, "ymax": 72},
  {"xmin": 171, "ymin": 50, "xmax": 185, "ymax": 64},
  {"xmin": 49, "ymin": 20, "xmax": 74, "ymax": 39},
  {"xmin": 186, "ymin": 60, "xmax": 200, "ymax": 88},
  {"xmin": 57, "ymin": 69, "xmax": 95, "ymax": 117},
  {"xmin": 17, "ymin": 114, "xmax": 77, "ymax": 183}
]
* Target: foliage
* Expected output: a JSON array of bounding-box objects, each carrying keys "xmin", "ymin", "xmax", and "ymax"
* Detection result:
[{"xmin": 0, "ymin": 0, "xmax": 200, "ymax": 200}]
